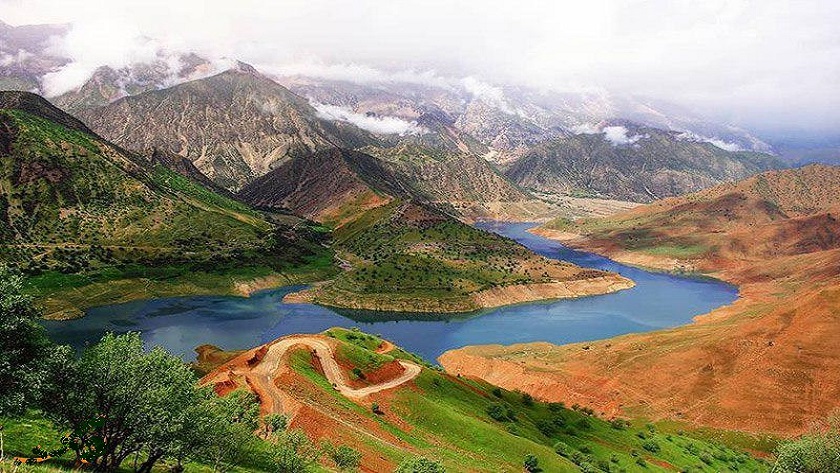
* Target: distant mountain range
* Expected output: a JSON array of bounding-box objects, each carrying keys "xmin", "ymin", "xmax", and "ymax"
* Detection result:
[{"xmin": 0, "ymin": 18, "xmax": 789, "ymax": 209}]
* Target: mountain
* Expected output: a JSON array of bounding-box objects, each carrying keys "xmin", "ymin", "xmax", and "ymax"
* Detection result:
[
  {"xmin": 505, "ymin": 122, "xmax": 784, "ymax": 202},
  {"xmin": 0, "ymin": 91, "xmax": 330, "ymax": 318},
  {"xmin": 51, "ymin": 53, "xmax": 216, "ymax": 114},
  {"xmin": 238, "ymin": 148, "xmax": 410, "ymax": 226},
  {"xmin": 0, "ymin": 20, "xmax": 70, "ymax": 92},
  {"xmin": 443, "ymin": 165, "xmax": 840, "ymax": 435},
  {"xmin": 76, "ymin": 64, "xmax": 379, "ymax": 190},
  {"xmin": 199, "ymin": 327, "xmax": 765, "ymax": 472},
  {"xmin": 240, "ymin": 147, "xmax": 631, "ymax": 312}
]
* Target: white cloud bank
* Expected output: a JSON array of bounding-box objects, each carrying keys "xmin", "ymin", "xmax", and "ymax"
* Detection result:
[
  {"xmin": 2, "ymin": 0, "xmax": 838, "ymax": 137},
  {"xmin": 677, "ymin": 131, "xmax": 745, "ymax": 152},
  {"xmin": 602, "ymin": 126, "xmax": 643, "ymax": 146},
  {"xmin": 310, "ymin": 102, "xmax": 426, "ymax": 136}
]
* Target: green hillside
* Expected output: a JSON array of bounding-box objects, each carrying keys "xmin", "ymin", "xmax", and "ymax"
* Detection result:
[
  {"xmin": 299, "ymin": 200, "xmax": 610, "ymax": 313},
  {"xmin": 198, "ymin": 327, "xmax": 770, "ymax": 472},
  {"xmin": 0, "ymin": 92, "xmax": 334, "ymax": 318}
]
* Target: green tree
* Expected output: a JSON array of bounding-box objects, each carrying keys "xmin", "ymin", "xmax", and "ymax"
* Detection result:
[
  {"xmin": 395, "ymin": 456, "xmax": 446, "ymax": 473},
  {"xmin": 42, "ymin": 333, "xmax": 259, "ymax": 473},
  {"xmin": 327, "ymin": 444, "xmax": 362, "ymax": 471},
  {"xmin": 524, "ymin": 453, "xmax": 540, "ymax": 472},
  {"xmin": 0, "ymin": 265, "xmax": 65, "ymax": 416},
  {"xmin": 272, "ymin": 429, "xmax": 321, "ymax": 473},
  {"xmin": 773, "ymin": 416, "xmax": 840, "ymax": 473}
]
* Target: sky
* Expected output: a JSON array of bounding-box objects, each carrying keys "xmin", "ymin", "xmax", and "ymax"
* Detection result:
[{"xmin": 1, "ymin": 0, "xmax": 838, "ymax": 140}]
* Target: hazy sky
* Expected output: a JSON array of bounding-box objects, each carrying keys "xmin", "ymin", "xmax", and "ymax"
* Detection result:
[{"xmin": 2, "ymin": 0, "xmax": 838, "ymax": 139}]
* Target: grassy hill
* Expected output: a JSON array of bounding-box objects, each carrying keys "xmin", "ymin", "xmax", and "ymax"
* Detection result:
[
  {"xmin": 298, "ymin": 200, "xmax": 628, "ymax": 313},
  {"xmin": 0, "ymin": 91, "xmax": 334, "ymax": 318},
  {"xmin": 446, "ymin": 165, "xmax": 840, "ymax": 435},
  {"xmin": 194, "ymin": 327, "xmax": 769, "ymax": 472}
]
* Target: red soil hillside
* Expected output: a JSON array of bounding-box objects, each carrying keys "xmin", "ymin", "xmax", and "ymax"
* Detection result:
[{"xmin": 441, "ymin": 164, "xmax": 840, "ymax": 435}]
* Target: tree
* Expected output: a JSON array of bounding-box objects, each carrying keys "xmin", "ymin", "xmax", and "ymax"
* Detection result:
[
  {"xmin": 193, "ymin": 389, "xmax": 261, "ymax": 473},
  {"xmin": 0, "ymin": 265, "xmax": 65, "ymax": 417},
  {"xmin": 325, "ymin": 443, "xmax": 362, "ymax": 471},
  {"xmin": 773, "ymin": 416, "xmax": 840, "ymax": 473},
  {"xmin": 262, "ymin": 413, "xmax": 289, "ymax": 439},
  {"xmin": 272, "ymin": 429, "xmax": 321, "ymax": 473},
  {"xmin": 42, "ymin": 332, "xmax": 258, "ymax": 473},
  {"xmin": 524, "ymin": 453, "xmax": 540, "ymax": 472},
  {"xmin": 395, "ymin": 456, "xmax": 446, "ymax": 473}
]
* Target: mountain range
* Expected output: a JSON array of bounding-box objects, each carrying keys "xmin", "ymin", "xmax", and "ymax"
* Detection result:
[{"xmin": 0, "ymin": 20, "xmax": 790, "ymax": 210}]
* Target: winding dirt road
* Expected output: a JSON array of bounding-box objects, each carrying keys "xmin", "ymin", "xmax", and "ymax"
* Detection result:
[{"xmin": 242, "ymin": 336, "xmax": 422, "ymax": 408}]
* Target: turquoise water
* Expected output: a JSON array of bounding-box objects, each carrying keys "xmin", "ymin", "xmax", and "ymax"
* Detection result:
[{"xmin": 44, "ymin": 222, "xmax": 738, "ymax": 362}]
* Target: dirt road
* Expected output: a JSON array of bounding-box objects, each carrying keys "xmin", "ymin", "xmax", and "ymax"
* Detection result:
[{"xmin": 250, "ymin": 336, "xmax": 421, "ymax": 401}]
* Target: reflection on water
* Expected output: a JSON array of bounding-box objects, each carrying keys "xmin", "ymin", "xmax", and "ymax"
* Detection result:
[{"xmin": 44, "ymin": 222, "xmax": 738, "ymax": 363}]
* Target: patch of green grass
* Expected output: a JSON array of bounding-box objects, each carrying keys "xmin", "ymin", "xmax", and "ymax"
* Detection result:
[{"xmin": 286, "ymin": 330, "xmax": 771, "ymax": 472}]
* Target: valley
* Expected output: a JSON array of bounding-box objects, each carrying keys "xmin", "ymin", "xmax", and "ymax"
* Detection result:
[
  {"xmin": 1, "ymin": 11, "xmax": 837, "ymax": 472},
  {"xmin": 441, "ymin": 165, "xmax": 840, "ymax": 435}
]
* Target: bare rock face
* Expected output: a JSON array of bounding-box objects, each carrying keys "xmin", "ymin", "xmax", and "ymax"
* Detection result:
[{"xmin": 77, "ymin": 67, "xmax": 379, "ymax": 191}]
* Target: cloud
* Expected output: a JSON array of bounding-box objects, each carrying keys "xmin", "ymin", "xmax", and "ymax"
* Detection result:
[
  {"xmin": 263, "ymin": 60, "xmax": 453, "ymax": 90},
  {"xmin": 677, "ymin": 131, "xmax": 745, "ymax": 152},
  {"xmin": 2, "ymin": 0, "xmax": 838, "ymax": 139},
  {"xmin": 461, "ymin": 76, "xmax": 517, "ymax": 114},
  {"xmin": 0, "ymin": 49, "xmax": 33, "ymax": 66},
  {"xmin": 602, "ymin": 126, "xmax": 643, "ymax": 146},
  {"xmin": 310, "ymin": 101, "xmax": 426, "ymax": 135}
]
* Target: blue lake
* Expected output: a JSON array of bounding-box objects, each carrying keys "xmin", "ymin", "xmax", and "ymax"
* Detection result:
[{"xmin": 44, "ymin": 222, "xmax": 738, "ymax": 363}]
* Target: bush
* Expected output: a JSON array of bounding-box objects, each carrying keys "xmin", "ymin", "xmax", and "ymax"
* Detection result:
[
  {"xmin": 773, "ymin": 420, "xmax": 840, "ymax": 473},
  {"xmin": 535, "ymin": 419, "xmax": 555, "ymax": 437},
  {"xmin": 329, "ymin": 444, "xmax": 362, "ymax": 471},
  {"xmin": 610, "ymin": 418, "xmax": 630, "ymax": 430},
  {"xmin": 486, "ymin": 404, "xmax": 507, "ymax": 421},
  {"xmin": 642, "ymin": 440, "xmax": 661, "ymax": 453},
  {"xmin": 548, "ymin": 402, "xmax": 564, "ymax": 412},
  {"xmin": 396, "ymin": 456, "xmax": 446, "ymax": 473},
  {"xmin": 523, "ymin": 453, "xmax": 540, "ymax": 472},
  {"xmin": 371, "ymin": 402, "xmax": 383, "ymax": 415},
  {"xmin": 521, "ymin": 393, "xmax": 534, "ymax": 407},
  {"xmin": 636, "ymin": 457, "xmax": 647, "ymax": 467},
  {"xmin": 272, "ymin": 429, "xmax": 321, "ymax": 473},
  {"xmin": 554, "ymin": 441, "xmax": 572, "ymax": 457},
  {"xmin": 492, "ymin": 387, "xmax": 503, "ymax": 398}
]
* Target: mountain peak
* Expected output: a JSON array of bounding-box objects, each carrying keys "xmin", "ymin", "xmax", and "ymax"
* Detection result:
[
  {"xmin": 0, "ymin": 91, "xmax": 93, "ymax": 135},
  {"xmin": 231, "ymin": 60, "xmax": 259, "ymax": 75}
]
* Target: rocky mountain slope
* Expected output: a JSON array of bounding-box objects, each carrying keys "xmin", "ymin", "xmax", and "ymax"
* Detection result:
[
  {"xmin": 0, "ymin": 91, "xmax": 331, "ymax": 317},
  {"xmin": 442, "ymin": 165, "xmax": 840, "ymax": 434},
  {"xmin": 51, "ymin": 53, "xmax": 216, "ymax": 114},
  {"xmin": 506, "ymin": 122, "xmax": 784, "ymax": 202},
  {"xmin": 200, "ymin": 327, "xmax": 765, "ymax": 472},
  {"xmin": 76, "ymin": 63, "xmax": 378, "ymax": 190},
  {"xmin": 239, "ymin": 147, "xmax": 631, "ymax": 312}
]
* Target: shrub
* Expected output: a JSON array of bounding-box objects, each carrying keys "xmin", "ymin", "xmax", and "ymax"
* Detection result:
[
  {"xmin": 486, "ymin": 404, "xmax": 507, "ymax": 421},
  {"xmin": 523, "ymin": 453, "xmax": 540, "ymax": 472},
  {"xmin": 554, "ymin": 441, "xmax": 572, "ymax": 457},
  {"xmin": 610, "ymin": 418, "xmax": 630, "ymax": 430},
  {"xmin": 535, "ymin": 419, "xmax": 555, "ymax": 437},
  {"xmin": 576, "ymin": 418, "xmax": 592, "ymax": 430},
  {"xmin": 521, "ymin": 393, "xmax": 534, "ymax": 407},
  {"xmin": 396, "ymin": 456, "xmax": 446, "ymax": 473},
  {"xmin": 491, "ymin": 387, "xmax": 503, "ymax": 398},
  {"xmin": 329, "ymin": 444, "xmax": 362, "ymax": 471},
  {"xmin": 548, "ymin": 402, "xmax": 564, "ymax": 412},
  {"xmin": 371, "ymin": 402, "xmax": 383, "ymax": 415},
  {"xmin": 642, "ymin": 440, "xmax": 661, "ymax": 453},
  {"xmin": 636, "ymin": 457, "xmax": 647, "ymax": 467}
]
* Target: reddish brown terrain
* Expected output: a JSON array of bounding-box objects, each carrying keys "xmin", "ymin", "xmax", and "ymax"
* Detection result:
[{"xmin": 441, "ymin": 164, "xmax": 840, "ymax": 435}]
